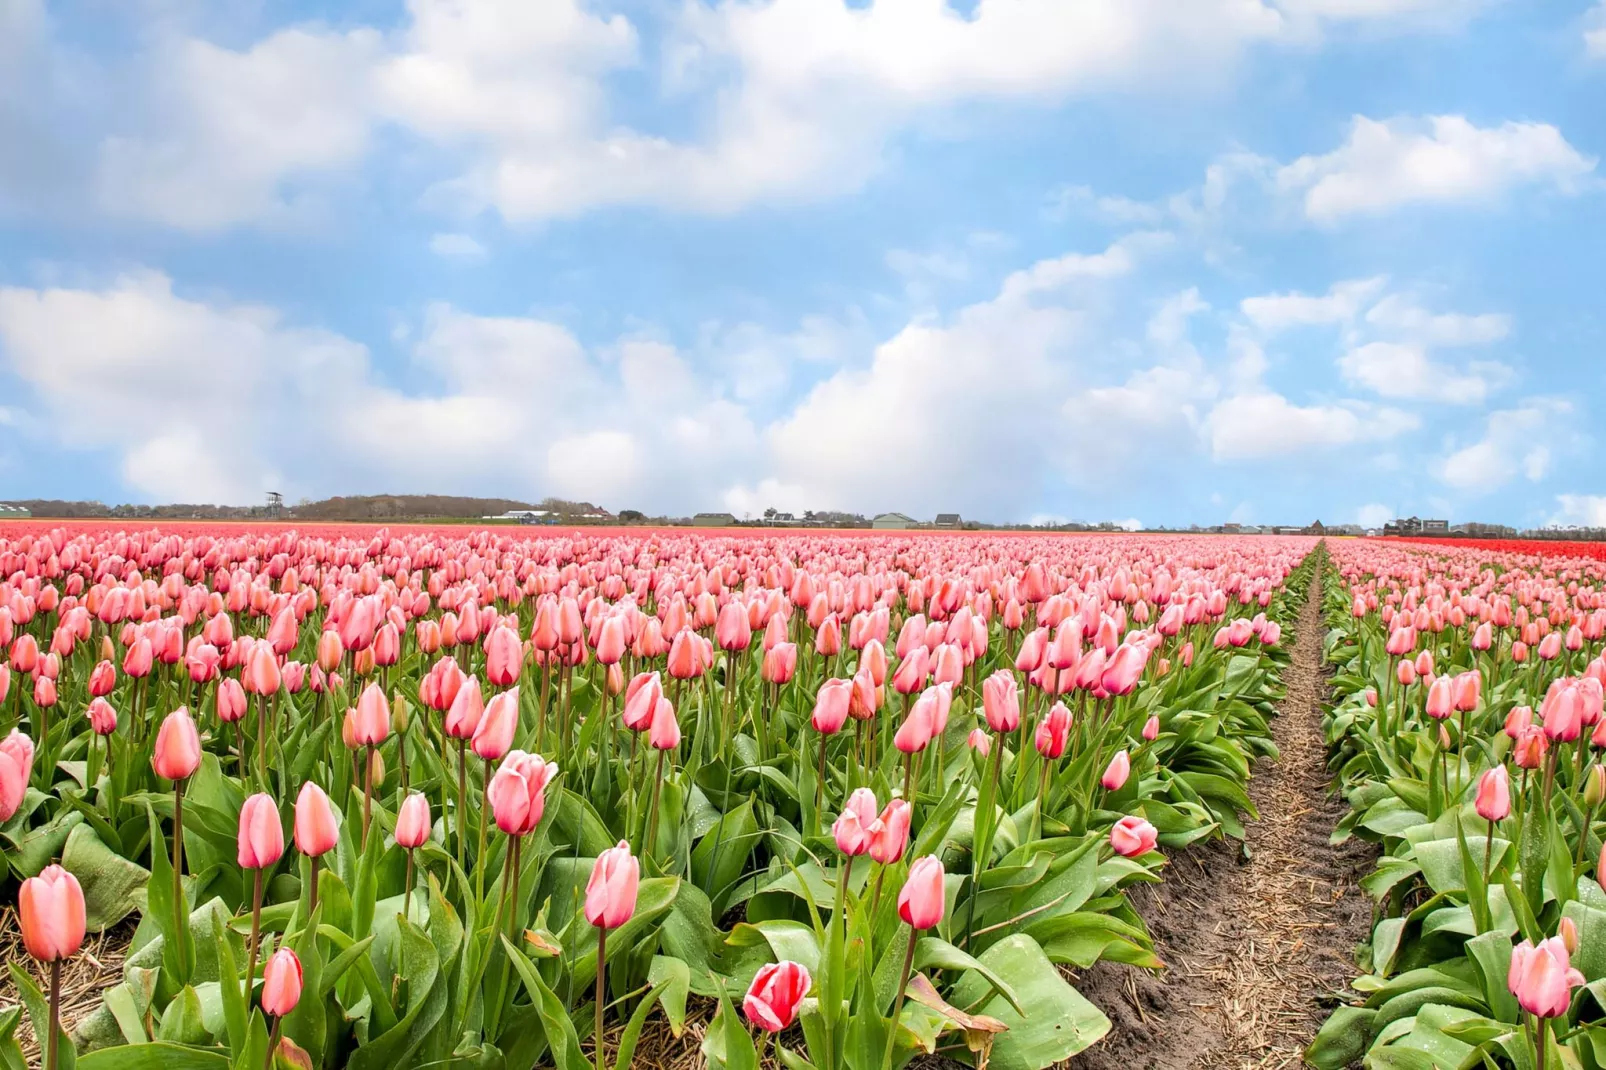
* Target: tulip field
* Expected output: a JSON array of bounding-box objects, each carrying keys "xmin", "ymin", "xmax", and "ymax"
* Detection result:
[
  {"xmin": 1307, "ymin": 539, "xmax": 1606, "ymax": 1070},
  {"xmin": 21, "ymin": 520, "xmax": 1601, "ymax": 1070}
]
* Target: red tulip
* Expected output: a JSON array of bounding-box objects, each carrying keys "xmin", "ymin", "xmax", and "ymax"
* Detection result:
[{"xmin": 743, "ymin": 960, "xmax": 812, "ymax": 1032}]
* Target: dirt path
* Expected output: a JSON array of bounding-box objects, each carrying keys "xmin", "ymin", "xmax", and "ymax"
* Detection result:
[{"xmin": 1072, "ymin": 548, "xmax": 1374, "ymax": 1070}]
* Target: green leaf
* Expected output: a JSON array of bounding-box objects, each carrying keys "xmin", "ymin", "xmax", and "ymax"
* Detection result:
[
  {"xmin": 156, "ymin": 986, "xmax": 209, "ymax": 1046},
  {"xmin": 611, "ymin": 978, "xmax": 669, "ymax": 1070},
  {"xmin": 692, "ymin": 800, "xmax": 760, "ymax": 915},
  {"xmin": 1304, "ymin": 1005, "xmax": 1376, "ymax": 1070},
  {"xmin": 911, "ymin": 937, "xmax": 1025, "ymax": 1016},
  {"xmin": 648, "ymin": 955, "xmax": 691, "ymax": 1037},
  {"xmin": 946, "ymin": 934, "xmax": 1110, "ymax": 1069},
  {"xmin": 78, "ymin": 1043, "xmax": 230, "ymax": 1070},
  {"xmin": 499, "ymin": 935, "xmax": 589, "ymax": 1070},
  {"xmin": 213, "ymin": 923, "xmax": 247, "ymax": 1055},
  {"xmin": 701, "ymin": 984, "xmax": 759, "ymax": 1070}
]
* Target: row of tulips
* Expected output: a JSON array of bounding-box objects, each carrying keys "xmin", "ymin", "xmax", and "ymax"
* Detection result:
[
  {"xmin": 1308, "ymin": 539, "xmax": 1606, "ymax": 1070},
  {"xmin": 1, "ymin": 525, "xmax": 1310, "ymax": 1070}
]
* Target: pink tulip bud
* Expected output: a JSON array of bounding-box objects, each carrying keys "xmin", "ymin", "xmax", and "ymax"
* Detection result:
[
  {"xmin": 472, "ymin": 688, "xmax": 519, "ymax": 760},
  {"xmin": 18, "ymin": 864, "xmax": 85, "ymax": 962},
  {"xmin": 584, "ymin": 840, "xmax": 640, "ymax": 929},
  {"xmin": 869, "ymin": 800, "xmax": 911, "ymax": 864},
  {"xmin": 1101, "ymin": 750, "xmax": 1131, "ymax": 791},
  {"xmin": 811, "ymin": 679, "xmax": 852, "ymax": 735},
  {"xmin": 238, "ymin": 793, "xmax": 284, "ymax": 869},
  {"xmin": 395, "ymin": 792, "xmax": 432, "ymax": 849},
  {"xmin": 1142, "ymin": 714, "xmax": 1160, "ymax": 741},
  {"xmin": 152, "ymin": 707, "xmax": 202, "ymax": 781},
  {"xmin": 294, "ymin": 781, "xmax": 339, "ymax": 857},
  {"xmin": 1475, "ymin": 765, "xmax": 1510, "ymax": 822},
  {"xmin": 898, "ymin": 856, "xmax": 946, "ymax": 929},
  {"xmin": 261, "ymin": 948, "xmax": 303, "ymax": 1017}
]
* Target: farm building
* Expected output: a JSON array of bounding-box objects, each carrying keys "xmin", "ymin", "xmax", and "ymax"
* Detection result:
[
  {"xmin": 692, "ymin": 512, "xmax": 736, "ymax": 527},
  {"xmin": 872, "ymin": 512, "xmax": 916, "ymax": 529}
]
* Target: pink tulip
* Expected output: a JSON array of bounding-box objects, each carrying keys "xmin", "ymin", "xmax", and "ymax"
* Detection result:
[
  {"xmin": 152, "ymin": 708, "xmax": 202, "ymax": 781},
  {"xmin": 1509, "ymin": 936, "xmax": 1583, "ymax": 1018},
  {"xmin": 811, "ymin": 679, "xmax": 852, "ymax": 735},
  {"xmin": 238, "ymin": 793, "xmax": 284, "ymax": 869},
  {"xmin": 648, "ymin": 697, "xmax": 681, "ymax": 751},
  {"xmin": 1035, "ymin": 702, "xmax": 1072, "ymax": 759},
  {"xmin": 1110, "ymin": 815, "xmax": 1158, "ymax": 857},
  {"xmin": 968, "ymin": 728, "xmax": 991, "ymax": 755},
  {"xmin": 744, "ymin": 960, "xmax": 812, "ymax": 1032},
  {"xmin": 395, "ymin": 792, "xmax": 432, "ymax": 848},
  {"xmin": 898, "ymin": 856, "xmax": 946, "ymax": 929},
  {"xmin": 0, "ymin": 730, "xmax": 34, "ymax": 822},
  {"xmin": 1101, "ymin": 750, "xmax": 1131, "ymax": 791},
  {"xmin": 1142, "ymin": 714, "xmax": 1160, "ymax": 741},
  {"xmin": 353, "ymin": 682, "xmax": 391, "ymax": 745},
  {"xmin": 1475, "ymin": 766, "xmax": 1510, "ymax": 822},
  {"xmin": 18, "ymin": 865, "xmax": 85, "ymax": 962},
  {"xmin": 88, "ymin": 659, "xmax": 116, "ymax": 697},
  {"xmin": 261, "ymin": 947, "xmax": 303, "ymax": 1017},
  {"xmin": 585, "ymin": 840, "xmax": 640, "ymax": 929},
  {"xmin": 622, "ymin": 672, "xmax": 663, "ymax": 731},
  {"xmin": 489, "ymin": 750, "xmax": 560, "ymax": 835},
  {"xmin": 484, "ymin": 625, "xmax": 523, "ymax": 687},
  {"xmin": 472, "ymin": 687, "xmax": 519, "ymax": 760},
  {"xmin": 825, "ymin": 788, "xmax": 874, "ymax": 857},
  {"xmin": 870, "ymin": 800, "xmax": 912, "ymax": 864},
  {"xmin": 294, "ymin": 781, "xmax": 340, "ymax": 857},
  {"xmin": 982, "ymin": 669, "xmax": 1020, "ymax": 733},
  {"xmin": 87, "ymin": 697, "xmax": 117, "ymax": 736},
  {"xmin": 1452, "ymin": 670, "xmax": 1481, "ymax": 713}
]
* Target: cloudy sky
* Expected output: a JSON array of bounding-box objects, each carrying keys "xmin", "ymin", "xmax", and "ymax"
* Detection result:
[{"xmin": 1, "ymin": 0, "xmax": 1603, "ymax": 528}]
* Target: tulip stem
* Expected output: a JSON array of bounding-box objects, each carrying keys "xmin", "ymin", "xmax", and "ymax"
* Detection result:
[
  {"xmin": 643, "ymin": 749, "xmax": 667, "ymax": 859},
  {"xmin": 403, "ymin": 849, "xmax": 415, "ymax": 929},
  {"xmin": 46, "ymin": 958, "xmax": 60, "ymax": 1070},
  {"xmin": 595, "ymin": 926, "xmax": 609, "ymax": 1070},
  {"xmin": 246, "ymin": 868, "xmax": 264, "ymax": 1004},
  {"xmin": 309, "ymin": 855, "xmax": 320, "ymax": 918},
  {"xmin": 362, "ymin": 743, "xmax": 375, "ymax": 852},
  {"xmin": 963, "ymin": 733, "xmax": 1006, "ymax": 947},
  {"xmin": 456, "ymin": 741, "xmax": 468, "ymax": 873},
  {"xmin": 477, "ymin": 758, "xmax": 491, "ymax": 903},
  {"xmin": 265, "ymin": 1016, "xmax": 281, "ymax": 1070},
  {"xmin": 881, "ymin": 925, "xmax": 918, "ymax": 1070},
  {"xmin": 172, "ymin": 780, "xmax": 187, "ymax": 975},
  {"xmin": 1484, "ymin": 817, "xmax": 1495, "ymax": 893},
  {"xmin": 814, "ymin": 735, "xmax": 829, "ymax": 835}
]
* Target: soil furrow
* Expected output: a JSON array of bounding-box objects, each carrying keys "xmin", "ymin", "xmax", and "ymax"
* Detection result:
[{"xmin": 1071, "ymin": 547, "xmax": 1375, "ymax": 1070}]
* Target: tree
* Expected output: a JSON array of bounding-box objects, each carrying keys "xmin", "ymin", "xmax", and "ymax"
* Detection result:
[{"xmin": 619, "ymin": 509, "xmax": 646, "ymax": 523}]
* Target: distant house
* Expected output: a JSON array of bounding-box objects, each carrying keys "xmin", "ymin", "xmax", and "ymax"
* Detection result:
[
  {"xmin": 872, "ymin": 512, "xmax": 916, "ymax": 530},
  {"xmin": 1422, "ymin": 519, "xmax": 1449, "ymax": 534},
  {"xmin": 0, "ymin": 504, "xmax": 30, "ymax": 518},
  {"xmin": 692, "ymin": 512, "xmax": 736, "ymax": 527},
  {"xmin": 933, "ymin": 513, "xmax": 962, "ymax": 529},
  {"xmin": 484, "ymin": 509, "xmax": 551, "ymax": 524}
]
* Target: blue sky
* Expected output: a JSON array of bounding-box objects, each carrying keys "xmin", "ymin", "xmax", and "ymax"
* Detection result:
[{"xmin": 1, "ymin": 0, "xmax": 1604, "ymax": 528}]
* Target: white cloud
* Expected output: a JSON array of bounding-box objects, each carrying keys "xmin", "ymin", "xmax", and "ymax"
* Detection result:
[
  {"xmin": 1240, "ymin": 276, "xmax": 1386, "ymax": 332},
  {"xmin": 429, "ymin": 233, "xmax": 486, "ymax": 259},
  {"xmin": 1356, "ymin": 502, "xmax": 1394, "ymax": 528},
  {"xmin": 1554, "ymin": 494, "xmax": 1606, "ymax": 527},
  {"xmin": 98, "ymin": 28, "xmax": 382, "ymax": 229},
  {"xmin": 1434, "ymin": 399, "xmax": 1570, "ymax": 494},
  {"xmin": 1204, "ymin": 391, "xmax": 1417, "ymax": 460},
  {"xmin": 0, "ymin": 269, "xmax": 761, "ymax": 511},
  {"xmin": 1277, "ymin": 115, "xmax": 1596, "ymax": 222},
  {"xmin": 1338, "ymin": 341, "xmax": 1509, "ymax": 404},
  {"xmin": 1587, "ymin": 3, "xmax": 1606, "ymax": 57},
  {"xmin": 1362, "ymin": 293, "xmax": 1509, "ymax": 345}
]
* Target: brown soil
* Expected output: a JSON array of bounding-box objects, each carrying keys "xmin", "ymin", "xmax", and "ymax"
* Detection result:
[{"xmin": 1071, "ymin": 549, "xmax": 1375, "ymax": 1070}]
